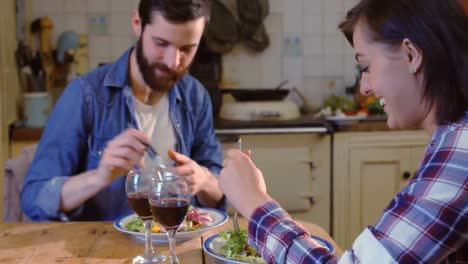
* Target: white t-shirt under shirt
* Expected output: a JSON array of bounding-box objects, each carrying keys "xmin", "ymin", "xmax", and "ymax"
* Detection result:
[{"xmin": 132, "ymin": 94, "xmax": 176, "ymax": 168}]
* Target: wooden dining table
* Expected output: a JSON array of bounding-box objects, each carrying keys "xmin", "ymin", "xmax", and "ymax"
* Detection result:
[{"xmin": 0, "ymin": 218, "xmax": 342, "ymax": 263}]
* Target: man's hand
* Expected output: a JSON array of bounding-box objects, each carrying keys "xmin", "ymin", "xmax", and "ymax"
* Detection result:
[
  {"xmin": 96, "ymin": 128, "xmax": 150, "ymax": 186},
  {"xmin": 168, "ymin": 149, "xmax": 212, "ymax": 195}
]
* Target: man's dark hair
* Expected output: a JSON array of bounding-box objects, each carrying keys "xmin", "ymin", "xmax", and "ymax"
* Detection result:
[
  {"xmin": 339, "ymin": 0, "xmax": 468, "ymax": 125},
  {"xmin": 138, "ymin": 0, "xmax": 211, "ymax": 31}
]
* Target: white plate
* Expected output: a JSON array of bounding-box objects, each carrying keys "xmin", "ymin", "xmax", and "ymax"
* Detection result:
[
  {"xmin": 203, "ymin": 233, "xmax": 334, "ymax": 264},
  {"xmin": 326, "ymin": 115, "xmax": 366, "ymax": 125},
  {"xmin": 114, "ymin": 208, "xmax": 228, "ymax": 243}
]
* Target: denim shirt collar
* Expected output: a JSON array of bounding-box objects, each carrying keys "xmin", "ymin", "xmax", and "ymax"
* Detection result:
[{"xmin": 102, "ymin": 47, "xmax": 189, "ymax": 110}]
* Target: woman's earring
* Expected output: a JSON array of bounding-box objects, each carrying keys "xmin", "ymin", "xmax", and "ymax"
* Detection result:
[{"xmin": 411, "ymin": 66, "xmax": 417, "ymax": 73}]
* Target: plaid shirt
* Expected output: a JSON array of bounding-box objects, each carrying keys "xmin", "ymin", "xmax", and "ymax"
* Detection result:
[{"xmin": 248, "ymin": 113, "xmax": 468, "ymax": 264}]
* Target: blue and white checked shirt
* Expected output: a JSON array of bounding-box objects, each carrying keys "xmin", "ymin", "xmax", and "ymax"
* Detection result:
[{"xmin": 248, "ymin": 113, "xmax": 468, "ymax": 263}]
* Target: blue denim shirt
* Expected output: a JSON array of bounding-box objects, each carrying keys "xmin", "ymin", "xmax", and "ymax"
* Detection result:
[{"xmin": 20, "ymin": 48, "xmax": 224, "ymax": 221}]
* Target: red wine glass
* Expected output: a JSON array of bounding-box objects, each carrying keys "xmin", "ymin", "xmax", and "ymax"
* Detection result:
[
  {"xmin": 126, "ymin": 169, "xmax": 167, "ymax": 263},
  {"xmin": 149, "ymin": 168, "xmax": 191, "ymax": 264}
]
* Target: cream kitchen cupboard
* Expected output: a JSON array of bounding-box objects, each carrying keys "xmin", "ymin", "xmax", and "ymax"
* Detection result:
[
  {"xmin": 220, "ymin": 133, "xmax": 331, "ymax": 233},
  {"xmin": 333, "ymin": 130, "xmax": 429, "ymax": 248}
]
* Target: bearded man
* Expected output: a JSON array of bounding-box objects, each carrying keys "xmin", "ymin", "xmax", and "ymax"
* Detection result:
[{"xmin": 21, "ymin": 0, "xmax": 225, "ymax": 221}]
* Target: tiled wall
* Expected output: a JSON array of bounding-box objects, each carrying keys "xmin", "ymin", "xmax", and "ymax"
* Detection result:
[
  {"xmin": 31, "ymin": 0, "xmax": 359, "ymax": 105},
  {"xmin": 31, "ymin": 0, "xmax": 138, "ymax": 73}
]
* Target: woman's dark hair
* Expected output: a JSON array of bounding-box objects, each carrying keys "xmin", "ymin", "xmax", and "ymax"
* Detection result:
[
  {"xmin": 339, "ymin": 0, "xmax": 468, "ymax": 125},
  {"xmin": 138, "ymin": 0, "xmax": 211, "ymax": 31}
]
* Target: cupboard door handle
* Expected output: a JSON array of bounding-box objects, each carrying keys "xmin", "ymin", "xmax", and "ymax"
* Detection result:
[
  {"xmin": 300, "ymin": 161, "xmax": 316, "ymax": 169},
  {"xmin": 299, "ymin": 193, "xmax": 316, "ymax": 204},
  {"xmin": 402, "ymin": 171, "xmax": 411, "ymax": 180}
]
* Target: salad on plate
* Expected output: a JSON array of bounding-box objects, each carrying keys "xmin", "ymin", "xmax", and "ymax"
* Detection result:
[{"xmin": 125, "ymin": 206, "xmax": 212, "ymax": 233}]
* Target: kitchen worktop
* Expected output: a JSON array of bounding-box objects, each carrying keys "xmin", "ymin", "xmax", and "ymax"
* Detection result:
[
  {"xmin": 9, "ymin": 115, "xmax": 394, "ymax": 141},
  {"xmin": 214, "ymin": 114, "xmax": 333, "ymax": 134}
]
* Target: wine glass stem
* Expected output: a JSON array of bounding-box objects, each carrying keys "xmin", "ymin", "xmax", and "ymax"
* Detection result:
[
  {"xmin": 167, "ymin": 229, "xmax": 179, "ymax": 264},
  {"xmin": 143, "ymin": 219, "xmax": 155, "ymax": 258}
]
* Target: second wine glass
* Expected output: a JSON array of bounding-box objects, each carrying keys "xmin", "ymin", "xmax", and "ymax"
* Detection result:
[
  {"xmin": 149, "ymin": 168, "xmax": 191, "ymax": 264},
  {"xmin": 126, "ymin": 169, "xmax": 167, "ymax": 264}
]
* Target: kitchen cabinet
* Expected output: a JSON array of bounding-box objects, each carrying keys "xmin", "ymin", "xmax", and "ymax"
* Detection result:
[
  {"xmin": 333, "ymin": 130, "xmax": 429, "ymax": 248},
  {"xmin": 220, "ymin": 133, "xmax": 331, "ymax": 233},
  {"xmin": 1, "ymin": 0, "xmax": 22, "ymax": 220}
]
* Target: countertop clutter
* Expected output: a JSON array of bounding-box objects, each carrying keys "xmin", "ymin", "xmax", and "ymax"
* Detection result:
[{"xmin": 9, "ymin": 115, "xmax": 392, "ymax": 141}]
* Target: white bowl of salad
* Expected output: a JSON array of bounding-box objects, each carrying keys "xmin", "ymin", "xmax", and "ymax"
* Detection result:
[{"xmin": 203, "ymin": 230, "xmax": 334, "ymax": 264}]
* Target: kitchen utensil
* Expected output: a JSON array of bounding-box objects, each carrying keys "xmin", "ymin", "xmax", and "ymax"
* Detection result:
[
  {"xmin": 73, "ymin": 34, "xmax": 89, "ymax": 75},
  {"xmin": 221, "ymin": 80, "xmax": 290, "ymax": 101},
  {"xmin": 219, "ymin": 101, "xmax": 300, "ymax": 121},
  {"xmin": 57, "ymin": 31, "xmax": 79, "ymax": 63},
  {"xmin": 23, "ymin": 92, "xmax": 50, "ymax": 127},
  {"xmin": 221, "ymin": 88, "xmax": 290, "ymax": 101},
  {"xmin": 231, "ymin": 138, "xmax": 242, "ymax": 234},
  {"xmin": 291, "ymin": 87, "xmax": 317, "ymax": 114},
  {"xmin": 127, "ymin": 122, "xmax": 159, "ymax": 160},
  {"xmin": 31, "ymin": 17, "xmax": 55, "ymax": 91}
]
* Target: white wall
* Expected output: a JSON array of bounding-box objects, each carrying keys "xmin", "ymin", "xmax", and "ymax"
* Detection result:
[{"xmin": 30, "ymin": 0, "xmax": 360, "ymax": 105}]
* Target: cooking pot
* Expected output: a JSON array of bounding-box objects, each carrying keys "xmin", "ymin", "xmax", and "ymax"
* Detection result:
[
  {"xmin": 221, "ymin": 88, "xmax": 290, "ymax": 101},
  {"xmin": 221, "ymin": 80, "xmax": 290, "ymax": 101}
]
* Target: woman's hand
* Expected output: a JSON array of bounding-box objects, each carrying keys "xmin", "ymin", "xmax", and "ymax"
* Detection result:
[{"xmin": 218, "ymin": 149, "xmax": 270, "ymax": 219}]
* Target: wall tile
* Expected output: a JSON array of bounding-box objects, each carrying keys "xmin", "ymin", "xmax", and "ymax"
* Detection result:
[
  {"xmin": 110, "ymin": 14, "xmax": 133, "ymax": 36},
  {"xmin": 88, "ymin": 14, "xmax": 110, "ymax": 35},
  {"xmin": 283, "ymin": 57, "xmax": 304, "ymax": 89},
  {"xmin": 131, "ymin": 1, "xmax": 139, "ymax": 10},
  {"xmin": 324, "ymin": 55, "xmax": 344, "ymax": 76},
  {"xmin": 111, "ymin": 36, "xmax": 134, "ymax": 59},
  {"xmin": 303, "ymin": 77, "xmax": 327, "ymax": 105},
  {"xmin": 344, "ymin": 54, "xmax": 358, "ymax": 85},
  {"xmin": 44, "ymin": 0, "xmax": 63, "ymax": 15},
  {"xmin": 324, "ymin": 0, "xmax": 343, "ymax": 15},
  {"xmin": 264, "ymin": 14, "xmax": 283, "ymax": 34},
  {"xmin": 87, "ymin": 0, "xmax": 109, "ymax": 13},
  {"xmin": 303, "ymin": 36, "xmax": 323, "ymax": 56},
  {"xmin": 304, "ymin": 55, "xmax": 324, "ymax": 77},
  {"xmin": 111, "ymin": 0, "xmax": 133, "ymax": 13},
  {"xmin": 32, "ymin": 1, "xmax": 45, "ymax": 18},
  {"xmin": 304, "ymin": 0, "xmax": 323, "ymax": 15},
  {"xmin": 261, "ymin": 55, "xmax": 282, "ymax": 88},
  {"xmin": 64, "ymin": 14, "xmax": 88, "ymax": 34},
  {"xmin": 220, "ymin": 48, "xmax": 241, "ymax": 87},
  {"xmin": 269, "ymin": 0, "xmax": 284, "ymax": 14},
  {"xmin": 344, "ymin": 0, "xmax": 360, "ymax": 12},
  {"xmin": 49, "ymin": 15, "xmax": 65, "ymax": 44},
  {"xmin": 324, "ymin": 35, "xmax": 344, "ymax": 56},
  {"xmin": 238, "ymin": 50, "xmax": 263, "ymax": 87},
  {"xmin": 324, "ymin": 12, "xmax": 345, "ymax": 35},
  {"xmin": 283, "ymin": 0, "xmax": 303, "ymax": 34},
  {"xmin": 89, "ymin": 35, "xmax": 112, "ymax": 58},
  {"xmin": 89, "ymin": 56, "xmax": 111, "ymax": 71},
  {"xmin": 303, "ymin": 14, "xmax": 322, "ymax": 36},
  {"xmin": 64, "ymin": 0, "xmax": 87, "ymax": 14},
  {"xmin": 29, "ymin": 0, "xmax": 359, "ymax": 101}
]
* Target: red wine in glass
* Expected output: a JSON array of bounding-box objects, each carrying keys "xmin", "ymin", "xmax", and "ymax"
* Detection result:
[
  {"xmin": 126, "ymin": 169, "xmax": 166, "ymax": 264},
  {"xmin": 149, "ymin": 170, "xmax": 191, "ymax": 264},
  {"xmin": 127, "ymin": 192, "xmax": 152, "ymax": 220},
  {"xmin": 150, "ymin": 198, "xmax": 190, "ymax": 230}
]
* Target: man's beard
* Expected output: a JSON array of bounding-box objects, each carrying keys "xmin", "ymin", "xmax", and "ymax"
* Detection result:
[{"xmin": 135, "ymin": 38, "xmax": 188, "ymax": 93}]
